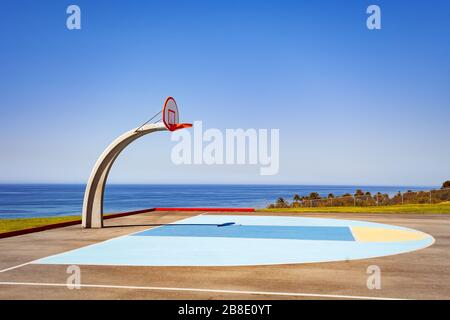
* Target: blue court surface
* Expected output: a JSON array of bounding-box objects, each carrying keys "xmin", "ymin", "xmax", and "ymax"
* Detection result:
[
  {"xmin": 34, "ymin": 215, "xmax": 434, "ymax": 267},
  {"xmin": 134, "ymin": 225, "xmax": 355, "ymax": 241}
]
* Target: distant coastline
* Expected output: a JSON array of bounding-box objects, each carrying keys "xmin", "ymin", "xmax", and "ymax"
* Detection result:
[
  {"xmin": 267, "ymin": 182, "xmax": 450, "ymax": 209},
  {"xmin": 0, "ymin": 184, "xmax": 434, "ymax": 219}
]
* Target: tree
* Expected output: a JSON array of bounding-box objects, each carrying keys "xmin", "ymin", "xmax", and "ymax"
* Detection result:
[
  {"xmin": 442, "ymin": 180, "xmax": 450, "ymax": 189},
  {"xmin": 355, "ymin": 189, "xmax": 364, "ymax": 196},
  {"xmin": 365, "ymin": 191, "xmax": 372, "ymax": 196},
  {"xmin": 309, "ymin": 192, "xmax": 320, "ymax": 200},
  {"xmin": 328, "ymin": 193, "xmax": 335, "ymax": 199},
  {"xmin": 276, "ymin": 197, "xmax": 289, "ymax": 208},
  {"xmin": 342, "ymin": 193, "xmax": 352, "ymax": 197},
  {"xmin": 293, "ymin": 194, "xmax": 301, "ymax": 202}
]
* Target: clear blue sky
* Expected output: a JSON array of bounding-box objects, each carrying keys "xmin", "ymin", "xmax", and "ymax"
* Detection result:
[{"xmin": 0, "ymin": 0, "xmax": 449, "ymax": 186}]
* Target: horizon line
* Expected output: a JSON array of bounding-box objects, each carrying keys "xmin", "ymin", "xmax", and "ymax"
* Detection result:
[{"xmin": 0, "ymin": 182, "xmax": 439, "ymax": 188}]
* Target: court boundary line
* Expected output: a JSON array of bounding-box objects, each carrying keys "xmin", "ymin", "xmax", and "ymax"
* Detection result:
[
  {"xmin": 0, "ymin": 261, "xmax": 37, "ymax": 273},
  {"xmin": 0, "ymin": 213, "xmax": 207, "ymax": 272},
  {"xmin": 0, "ymin": 281, "xmax": 406, "ymax": 300}
]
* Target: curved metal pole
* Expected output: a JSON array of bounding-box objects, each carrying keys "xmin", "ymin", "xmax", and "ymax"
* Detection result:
[{"xmin": 82, "ymin": 123, "xmax": 168, "ymax": 228}]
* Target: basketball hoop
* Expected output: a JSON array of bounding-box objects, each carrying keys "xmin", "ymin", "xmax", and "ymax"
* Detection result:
[
  {"xmin": 162, "ymin": 97, "xmax": 192, "ymax": 131},
  {"xmin": 82, "ymin": 96, "xmax": 192, "ymax": 228},
  {"xmin": 134, "ymin": 96, "xmax": 192, "ymax": 133}
]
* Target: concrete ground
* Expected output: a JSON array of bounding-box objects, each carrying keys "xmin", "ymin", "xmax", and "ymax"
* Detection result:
[{"xmin": 0, "ymin": 211, "xmax": 449, "ymax": 300}]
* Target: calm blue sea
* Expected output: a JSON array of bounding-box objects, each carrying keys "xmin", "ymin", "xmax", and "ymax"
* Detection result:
[{"xmin": 0, "ymin": 184, "xmax": 431, "ymax": 219}]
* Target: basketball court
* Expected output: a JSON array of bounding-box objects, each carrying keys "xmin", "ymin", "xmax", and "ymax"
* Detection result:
[
  {"xmin": 32, "ymin": 214, "xmax": 433, "ymax": 267},
  {"xmin": 1, "ymin": 210, "xmax": 449, "ymax": 300},
  {"xmin": 1, "ymin": 98, "xmax": 449, "ymax": 299}
]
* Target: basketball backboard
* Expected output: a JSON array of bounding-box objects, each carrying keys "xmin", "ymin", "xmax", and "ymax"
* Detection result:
[{"xmin": 162, "ymin": 97, "xmax": 192, "ymax": 131}]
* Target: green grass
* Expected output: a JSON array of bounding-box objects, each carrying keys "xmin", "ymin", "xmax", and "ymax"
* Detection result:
[
  {"xmin": 258, "ymin": 202, "xmax": 450, "ymax": 214},
  {"xmin": 0, "ymin": 216, "xmax": 81, "ymax": 234}
]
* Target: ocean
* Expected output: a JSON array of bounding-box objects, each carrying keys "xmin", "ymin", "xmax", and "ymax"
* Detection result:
[{"xmin": 0, "ymin": 184, "xmax": 431, "ymax": 219}]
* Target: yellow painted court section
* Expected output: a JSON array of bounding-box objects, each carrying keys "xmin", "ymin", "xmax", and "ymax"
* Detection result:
[{"xmin": 351, "ymin": 227, "xmax": 429, "ymax": 242}]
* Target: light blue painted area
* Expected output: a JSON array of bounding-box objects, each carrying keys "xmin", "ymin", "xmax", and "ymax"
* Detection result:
[
  {"xmin": 134, "ymin": 225, "xmax": 355, "ymax": 241},
  {"xmin": 34, "ymin": 215, "xmax": 434, "ymax": 267},
  {"xmin": 163, "ymin": 215, "xmax": 413, "ymax": 231}
]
